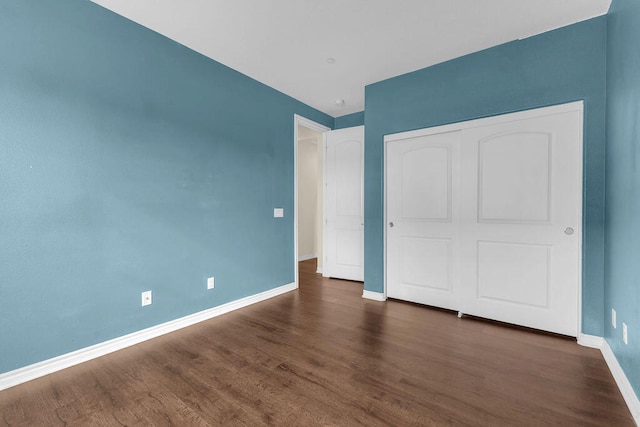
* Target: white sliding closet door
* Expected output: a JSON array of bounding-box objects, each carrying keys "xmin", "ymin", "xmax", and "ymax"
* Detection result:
[
  {"xmin": 386, "ymin": 130, "xmax": 462, "ymax": 310},
  {"xmin": 458, "ymin": 109, "xmax": 581, "ymax": 336},
  {"xmin": 386, "ymin": 103, "xmax": 582, "ymax": 336}
]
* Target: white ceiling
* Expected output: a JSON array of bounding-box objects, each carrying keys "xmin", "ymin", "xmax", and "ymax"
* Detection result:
[{"xmin": 90, "ymin": 0, "xmax": 611, "ymax": 117}]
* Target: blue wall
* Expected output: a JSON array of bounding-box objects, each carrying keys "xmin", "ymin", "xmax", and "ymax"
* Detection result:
[
  {"xmin": 605, "ymin": 0, "xmax": 640, "ymax": 397},
  {"xmin": 3, "ymin": 0, "xmax": 635, "ymax": 397},
  {"xmin": 364, "ymin": 18, "xmax": 608, "ymax": 335},
  {"xmin": 334, "ymin": 111, "xmax": 365, "ymax": 129},
  {"xmin": 0, "ymin": 0, "xmax": 332, "ymax": 373}
]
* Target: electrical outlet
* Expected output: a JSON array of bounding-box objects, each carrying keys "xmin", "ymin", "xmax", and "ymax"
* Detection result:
[
  {"xmin": 623, "ymin": 323, "xmax": 628, "ymax": 345},
  {"xmin": 141, "ymin": 290, "xmax": 152, "ymax": 307},
  {"xmin": 274, "ymin": 208, "xmax": 284, "ymax": 218},
  {"xmin": 612, "ymin": 308, "xmax": 617, "ymax": 328},
  {"xmin": 207, "ymin": 277, "xmax": 215, "ymax": 290}
]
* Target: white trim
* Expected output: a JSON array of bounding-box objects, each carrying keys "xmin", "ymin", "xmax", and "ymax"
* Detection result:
[
  {"xmin": 380, "ymin": 130, "xmax": 390, "ymax": 301},
  {"xmin": 383, "ymin": 101, "xmax": 584, "ymax": 337},
  {"xmin": 575, "ymin": 334, "xmax": 639, "ymax": 423},
  {"xmin": 577, "ymin": 333, "xmax": 604, "ymax": 349},
  {"xmin": 601, "ymin": 340, "xmax": 640, "ymax": 424},
  {"xmin": 384, "ymin": 101, "xmax": 585, "ymax": 143},
  {"xmin": 0, "ymin": 282, "xmax": 296, "ymax": 392},
  {"xmin": 294, "ymin": 114, "xmax": 332, "ymax": 134},
  {"xmin": 298, "ymin": 253, "xmax": 317, "ymax": 262},
  {"xmin": 362, "ymin": 290, "xmax": 387, "ymax": 301},
  {"xmin": 321, "ymin": 132, "xmax": 329, "ymax": 278},
  {"xmin": 575, "ymin": 106, "xmax": 585, "ymax": 340},
  {"xmin": 294, "ymin": 114, "xmax": 330, "ymax": 288}
]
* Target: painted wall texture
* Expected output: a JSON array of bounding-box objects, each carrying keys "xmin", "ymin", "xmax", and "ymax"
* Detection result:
[
  {"xmin": 0, "ymin": 0, "xmax": 332, "ymax": 373},
  {"xmin": 605, "ymin": 0, "xmax": 640, "ymax": 397},
  {"xmin": 334, "ymin": 111, "xmax": 365, "ymax": 129},
  {"xmin": 2, "ymin": 0, "xmax": 637, "ymax": 402},
  {"xmin": 364, "ymin": 18, "xmax": 608, "ymax": 336}
]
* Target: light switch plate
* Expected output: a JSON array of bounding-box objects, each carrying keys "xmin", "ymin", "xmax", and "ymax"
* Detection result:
[
  {"xmin": 141, "ymin": 290, "xmax": 152, "ymax": 307},
  {"xmin": 207, "ymin": 277, "xmax": 215, "ymax": 290},
  {"xmin": 274, "ymin": 208, "xmax": 284, "ymax": 218}
]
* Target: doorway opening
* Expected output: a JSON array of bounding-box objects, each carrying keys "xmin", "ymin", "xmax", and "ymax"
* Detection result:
[{"xmin": 294, "ymin": 115, "xmax": 330, "ymax": 286}]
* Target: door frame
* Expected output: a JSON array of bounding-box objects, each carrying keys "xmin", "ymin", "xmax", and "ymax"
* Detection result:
[
  {"xmin": 383, "ymin": 101, "xmax": 584, "ymax": 335},
  {"xmin": 294, "ymin": 114, "xmax": 330, "ymax": 288}
]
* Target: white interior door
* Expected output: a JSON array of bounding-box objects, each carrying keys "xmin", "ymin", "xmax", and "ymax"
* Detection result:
[
  {"xmin": 386, "ymin": 131, "xmax": 461, "ymax": 310},
  {"xmin": 325, "ymin": 126, "xmax": 364, "ymax": 281},
  {"xmin": 386, "ymin": 103, "xmax": 582, "ymax": 336},
  {"xmin": 459, "ymin": 110, "xmax": 581, "ymax": 336}
]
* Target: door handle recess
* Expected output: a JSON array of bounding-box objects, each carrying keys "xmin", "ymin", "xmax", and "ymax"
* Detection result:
[
  {"xmin": 564, "ymin": 227, "xmax": 574, "ymax": 235},
  {"xmin": 389, "ymin": 222, "xmax": 394, "ymax": 228}
]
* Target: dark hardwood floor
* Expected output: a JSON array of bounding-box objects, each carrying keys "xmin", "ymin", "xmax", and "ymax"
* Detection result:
[{"xmin": 0, "ymin": 259, "xmax": 634, "ymax": 426}]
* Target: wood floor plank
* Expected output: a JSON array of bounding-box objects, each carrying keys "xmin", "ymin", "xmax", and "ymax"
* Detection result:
[{"xmin": 0, "ymin": 259, "xmax": 634, "ymax": 426}]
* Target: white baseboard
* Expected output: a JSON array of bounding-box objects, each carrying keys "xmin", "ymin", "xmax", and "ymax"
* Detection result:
[
  {"xmin": 0, "ymin": 282, "xmax": 296, "ymax": 392},
  {"xmin": 577, "ymin": 334, "xmax": 639, "ymax": 424},
  {"xmin": 298, "ymin": 254, "xmax": 317, "ymax": 262},
  {"xmin": 316, "ymin": 267, "xmax": 323, "ymax": 274},
  {"xmin": 601, "ymin": 340, "xmax": 640, "ymax": 424},
  {"xmin": 578, "ymin": 333, "xmax": 604, "ymax": 349},
  {"xmin": 362, "ymin": 290, "xmax": 386, "ymax": 301}
]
